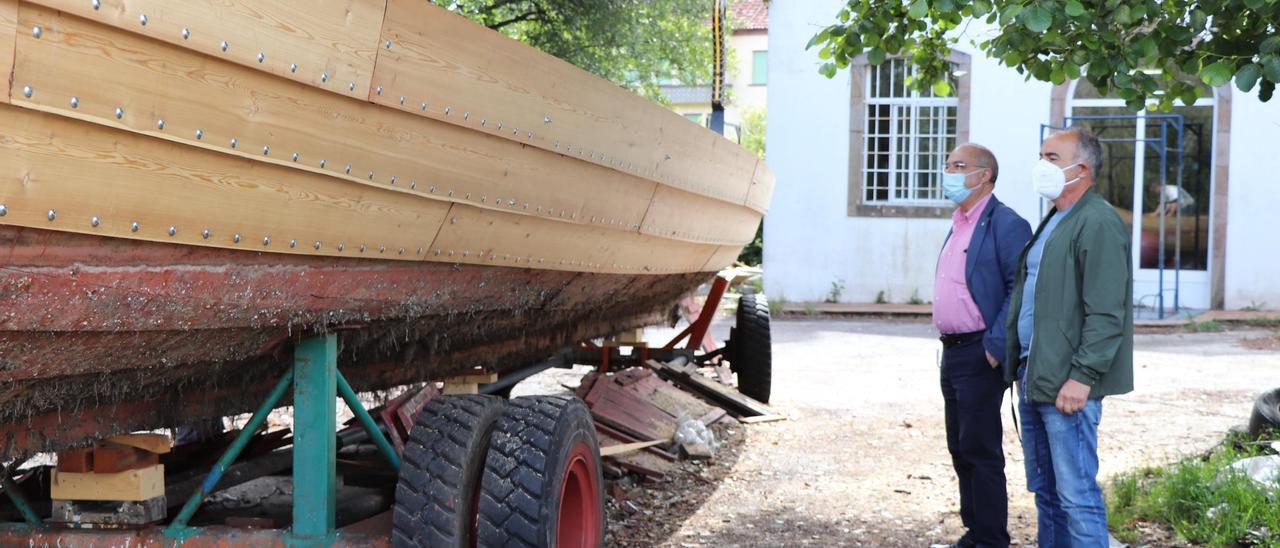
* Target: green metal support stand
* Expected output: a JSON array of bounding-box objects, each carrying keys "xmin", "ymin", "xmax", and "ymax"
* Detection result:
[
  {"xmin": 162, "ymin": 332, "xmax": 402, "ymax": 546},
  {"xmin": 289, "ymin": 334, "xmax": 338, "ymax": 546}
]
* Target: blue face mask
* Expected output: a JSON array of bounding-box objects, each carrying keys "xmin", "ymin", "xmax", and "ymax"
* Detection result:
[{"xmin": 941, "ymin": 169, "xmax": 984, "ymax": 205}]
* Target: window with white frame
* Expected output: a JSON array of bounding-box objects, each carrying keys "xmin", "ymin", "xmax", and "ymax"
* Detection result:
[{"xmin": 861, "ymin": 59, "xmax": 959, "ymax": 205}]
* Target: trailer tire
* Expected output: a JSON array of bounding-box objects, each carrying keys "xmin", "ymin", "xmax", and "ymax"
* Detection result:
[
  {"xmin": 393, "ymin": 394, "xmax": 506, "ymax": 548},
  {"xmin": 477, "ymin": 395, "xmax": 603, "ymax": 548},
  {"xmin": 730, "ymin": 292, "xmax": 773, "ymax": 403},
  {"xmin": 1248, "ymin": 388, "xmax": 1280, "ymax": 438}
]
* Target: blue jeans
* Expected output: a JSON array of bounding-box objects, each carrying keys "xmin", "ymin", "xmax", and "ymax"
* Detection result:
[{"xmin": 1018, "ymin": 370, "xmax": 1109, "ymax": 548}]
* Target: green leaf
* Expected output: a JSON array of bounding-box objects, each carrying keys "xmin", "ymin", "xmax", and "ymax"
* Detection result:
[
  {"xmin": 1243, "ymin": 0, "xmax": 1265, "ymax": 8},
  {"xmin": 999, "ymin": 4, "xmax": 1023, "ymax": 23},
  {"xmin": 1235, "ymin": 63, "xmax": 1262, "ymax": 92},
  {"xmin": 930, "ymin": 78, "xmax": 950, "ymax": 96},
  {"xmin": 1050, "ymin": 66, "xmax": 1066, "ymax": 85},
  {"xmin": 1001, "ymin": 52, "xmax": 1022, "ymax": 66},
  {"xmin": 1024, "ymin": 6, "xmax": 1052, "ymax": 33},
  {"xmin": 1263, "ymin": 57, "xmax": 1280, "ymax": 83},
  {"xmin": 1064, "ymin": 62, "xmax": 1081, "ymax": 80},
  {"xmin": 1112, "ymin": 5, "xmax": 1131, "ymax": 25},
  {"xmin": 1199, "ymin": 61, "xmax": 1233, "ymax": 87},
  {"xmin": 907, "ymin": 0, "xmax": 929, "ymax": 19},
  {"xmin": 1180, "ymin": 87, "xmax": 1200, "ymax": 106},
  {"xmin": 1261, "ymin": 80, "xmax": 1275, "ymax": 102},
  {"xmin": 867, "ymin": 47, "xmax": 887, "ymax": 65},
  {"xmin": 935, "ymin": 0, "xmax": 956, "ymax": 12},
  {"xmin": 1262, "ymin": 36, "xmax": 1280, "ymax": 54},
  {"xmin": 970, "ymin": 0, "xmax": 992, "ymax": 17},
  {"xmin": 1065, "ymin": 0, "xmax": 1085, "ymax": 17},
  {"xmin": 806, "ymin": 29, "xmax": 829, "ymax": 50},
  {"xmin": 818, "ymin": 62, "xmax": 838, "ymax": 78},
  {"xmin": 818, "ymin": 46, "xmax": 833, "ymax": 60}
]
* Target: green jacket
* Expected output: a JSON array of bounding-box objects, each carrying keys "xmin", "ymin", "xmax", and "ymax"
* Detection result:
[{"xmin": 1004, "ymin": 188, "xmax": 1134, "ymax": 402}]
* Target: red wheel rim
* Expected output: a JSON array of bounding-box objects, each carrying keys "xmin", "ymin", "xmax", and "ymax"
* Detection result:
[{"xmin": 556, "ymin": 440, "xmax": 601, "ymax": 548}]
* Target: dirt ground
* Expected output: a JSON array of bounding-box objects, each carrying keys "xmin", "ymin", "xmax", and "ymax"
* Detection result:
[{"xmin": 523, "ymin": 317, "xmax": 1280, "ymax": 547}]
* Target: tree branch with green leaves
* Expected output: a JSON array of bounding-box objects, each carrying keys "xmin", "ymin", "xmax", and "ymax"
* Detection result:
[{"xmin": 809, "ymin": 0, "xmax": 1280, "ymax": 110}]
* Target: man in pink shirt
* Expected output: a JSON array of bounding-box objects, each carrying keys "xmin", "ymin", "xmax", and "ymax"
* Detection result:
[{"xmin": 933, "ymin": 144, "xmax": 1031, "ymax": 548}]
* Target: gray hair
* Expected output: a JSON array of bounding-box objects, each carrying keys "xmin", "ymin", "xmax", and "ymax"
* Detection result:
[{"xmin": 1062, "ymin": 126, "xmax": 1103, "ymax": 176}]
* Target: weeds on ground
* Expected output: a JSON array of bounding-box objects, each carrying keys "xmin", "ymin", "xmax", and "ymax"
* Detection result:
[
  {"xmin": 768, "ymin": 295, "xmax": 785, "ymax": 317},
  {"xmin": 907, "ymin": 289, "xmax": 925, "ymax": 305},
  {"xmin": 826, "ymin": 279, "xmax": 846, "ymax": 304},
  {"xmin": 1243, "ymin": 301, "xmax": 1268, "ymax": 312},
  {"xmin": 1107, "ymin": 436, "xmax": 1280, "ymax": 547},
  {"xmin": 874, "ymin": 290, "xmax": 887, "ymax": 304},
  {"xmin": 802, "ymin": 303, "xmax": 817, "ymax": 316},
  {"xmin": 1245, "ymin": 317, "xmax": 1280, "ymax": 329},
  {"xmin": 1187, "ymin": 319, "xmax": 1226, "ymax": 332}
]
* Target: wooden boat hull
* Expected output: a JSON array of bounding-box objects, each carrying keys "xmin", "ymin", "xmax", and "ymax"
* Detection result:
[
  {"xmin": 0, "ymin": 0, "xmax": 773, "ymax": 457},
  {"xmin": 0, "ymin": 224, "xmax": 707, "ymax": 456}
]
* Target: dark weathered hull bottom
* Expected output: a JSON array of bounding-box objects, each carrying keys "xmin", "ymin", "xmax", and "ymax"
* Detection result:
[{"xmin": 0, "ymin": 226, "xmax": 709, "ymax": 457}]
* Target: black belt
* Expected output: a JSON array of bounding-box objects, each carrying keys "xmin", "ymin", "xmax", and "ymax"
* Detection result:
[{"xmin": 938, "ymin": 330, "xmax": 984, "ymax": 348}]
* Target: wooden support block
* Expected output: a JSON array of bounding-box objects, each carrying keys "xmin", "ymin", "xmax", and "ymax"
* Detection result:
[
  {"xmin": 57, "ymin": 447, "xmax": 93, "ymax": 473},
  {"xmin": 680, "ymin": 441, "xmax": 714, "ymax": 460},
  {"xmin": 614, "ymin": 329, "xmax": 647, "ymax": 345},
  {"xmin": 51, "ymin": 464, "xmax": 165, "ymax": 502},
  {"xmin": 105, "ymin": 433, "xmax": 172, "ymax": 454},
  {"xmin": 92, "ymin": 445, "xmax": 160, "ymax": 474},
  {"xmin": 442, "ymin": 372, "xmax": 498, "ymax": 395}
]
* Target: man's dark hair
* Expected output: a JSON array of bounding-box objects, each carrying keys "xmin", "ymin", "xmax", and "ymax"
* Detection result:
[{"xmin": 960, "ymin": 143, "xmax": 999, "ymax": 185}]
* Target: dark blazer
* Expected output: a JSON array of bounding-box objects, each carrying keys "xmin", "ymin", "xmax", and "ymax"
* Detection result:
[{"xmin": 940, "ymin": 195, "xmax": 1032, "ymax": 368}]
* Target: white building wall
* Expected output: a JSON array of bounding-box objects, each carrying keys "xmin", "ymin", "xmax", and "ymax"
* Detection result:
[
  {"xmin": 1224, "ymin": 89, "xmax": 1280, "ymax": 309},
  {"xmin": 765, "ymin": 1, "xmax": 1052, "ymax": 304},
  {"xmin": 727, "ymin": 30, "xmax": 769, "ymax": 126}
]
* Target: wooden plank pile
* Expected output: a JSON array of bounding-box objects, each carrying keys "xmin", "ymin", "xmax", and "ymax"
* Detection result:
[{"xmin": 575, "ymin": 361, "xmax": 782, "ymax": 481}]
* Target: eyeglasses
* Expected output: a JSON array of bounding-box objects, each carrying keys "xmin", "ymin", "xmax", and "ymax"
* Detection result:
[{"xmin": 945, "ymin": 161, "xmax": 986, "ymax": 171}]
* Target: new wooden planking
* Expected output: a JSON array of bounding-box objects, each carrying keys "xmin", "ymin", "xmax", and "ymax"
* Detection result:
[
  {"xmin": 640, "ymin": 184, "xmax": 762, "ymax": 246},
  {"xmin": 0, "ymin": 0, "xmax": 15, "ymax": 103},
  {"xmin": 701, "ymin": 245, "xmax": 748, "ymax": 273},
  {"xmin": 370, "ymin": 0, "xmax": 758, "ymax": 206},
  {"xmin": 12, "ymin": 4, "xmax": 662, "ymax": 241},
  {"xmin": 746, "ymin": 159, "xmax": 776, "ymax": 214},
  {"xmin": 0, "ymin": 105, "xmax": 451, "ymax": 261},
  {"xmin": 27, "ymin": 0, "xmax": 386, "ymax": 98},
  {"xmin": 428, "ymin": 204, "xmax": 726, "ymax": 275}
]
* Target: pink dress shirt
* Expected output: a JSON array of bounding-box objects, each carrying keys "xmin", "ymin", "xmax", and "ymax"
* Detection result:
[{"xmin": 933, "ymin": 194, "xmax": 991, "ymax": 334}]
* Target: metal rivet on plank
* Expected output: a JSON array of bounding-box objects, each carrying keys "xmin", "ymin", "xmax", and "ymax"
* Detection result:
[
  {"xmin": 139, "ymin": 14, "xmax": 148, "ymax": 26},
  {"xmin": 91, "ymin": 216, "xmax": 100, "ymax": 227},
  {"xmin": 70, "ymin": 97, "xmax": 79, "ymax": 108},
  {"xmin": 202, "ymin": 229, "xmax": 210, "ymax": 239},
  {"xmin": 32, "ymin": 26, "xmax": 41, "ymax": 39},
  {"xmin": 22, "ymin": 86, "xmax": 31, "ymax": 98},
  {"xmin": 314, "ymin": 241, "xmax": 321, "ymax": 250},
  {"xmin": 233, "ymin": 233, "xmax": 241, "ymax": 243},
  {"xmin": 115, "ymin": 107, "xmax": 124, "ymax": 119},
  {"xmin": 221, "ymin": 41, "xmax": 229, "ymax": 52},
  {"xmin": 196, "ymin": 129, "xmax": 204, "ymax": 139},
  {"xmin": 182, "ymin": 28, "xmax": 190, "ymax": 40},
  {"xmin": 263, "ymin": 236, "xmax": 270, "ymax": 246},
  {"xmin": 289, "ymin": 239, "xmax": 297, "ymax": 248},
  {"xmin": 132, "ymin": 221, "xmax": 141, "ymax": 232},
  {"xmin": 230, "ymin": 138, "xmax": 237, "ymax": 148},
  {"xmin": 47, "ymin": 210, "xmax": 56, "ymax": 221},
  {"xmin": 257, "ymin": 52, "xmax": 265, "ymax": 63},
  {"xmin": 157, "ymin": 119, "xmax": 165, "ymax": 130},
  {"xmin": 168, "ymin": 226, "xmax": 176, "ymax": 236},
  {"xmin": 290, "ymin": 63, "xmax": 297, "ymax": 73}
]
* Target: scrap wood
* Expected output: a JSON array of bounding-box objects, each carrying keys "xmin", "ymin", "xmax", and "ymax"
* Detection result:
[
  {"xmin": 698, "ymin": 408, "xmax": 729, "ymax": 426},
  {"xmin": 739, "ymin": 414, "xmax": 788, "ymax": 424},
  {"xmin": 600, "ymin": 439, "xmax": 668, "ymax": 457},
  {"xmin": 594, "ymin": 422, "xmax": 676, "ymax": 461},
  {"xmin": 644, "ymin": 359, "xmax": 773, "ymax": 417}
]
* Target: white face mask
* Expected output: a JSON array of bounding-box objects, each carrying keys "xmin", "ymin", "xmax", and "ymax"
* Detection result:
[{"xmin": 1031, "ymin": 159, "xmax": 1082, "ymax": 200}]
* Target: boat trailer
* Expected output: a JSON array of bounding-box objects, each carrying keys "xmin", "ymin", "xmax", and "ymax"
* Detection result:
[{"xmin": 0, "ymin": 273, "xmax": 771, "ymax": 546}]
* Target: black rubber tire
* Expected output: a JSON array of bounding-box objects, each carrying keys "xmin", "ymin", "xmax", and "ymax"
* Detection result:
[
  {"xmin": 476, "ymin": 395, "xmax": 604, "ymax": 548},
  {"xmin": 393, "ymin": 394, "xmax": 507, "ymax": 548},
  {"xmin": 1248, "ymin": 388, "xmax": 1280, "ymax": 438},
  {"xmin": 730, "ymin": 292, "xmax": 773, "ymax": 403}
]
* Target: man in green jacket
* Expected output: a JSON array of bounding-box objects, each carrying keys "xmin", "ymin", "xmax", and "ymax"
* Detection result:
[{"xmin": 1004, "ymin": 127, "xmax": 1133, "ymax": 547}]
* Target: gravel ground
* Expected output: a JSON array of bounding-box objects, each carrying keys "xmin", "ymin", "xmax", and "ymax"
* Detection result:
[{"xmin": 518, "ymin": 317, "xmax": 1280, "ymax": 547}]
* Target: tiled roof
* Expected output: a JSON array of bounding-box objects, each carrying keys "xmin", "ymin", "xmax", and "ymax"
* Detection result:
[{"xmin": 731, "ymin": 0, "xmax": 768, "ymax": 31}]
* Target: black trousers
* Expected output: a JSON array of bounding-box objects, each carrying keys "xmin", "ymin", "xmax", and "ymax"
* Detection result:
[{"xmin": 940, "ymin": 338, "xmax": 1010, "ymax": 548}]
